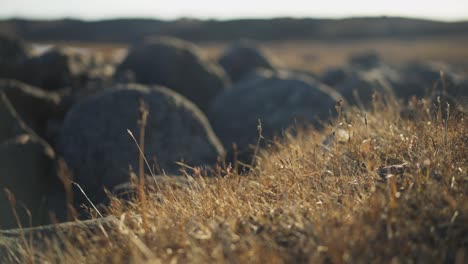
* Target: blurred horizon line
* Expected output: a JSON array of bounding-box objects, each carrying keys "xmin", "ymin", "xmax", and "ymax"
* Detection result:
[{"xmin": 1, "ymin": 14, "xmax": 467, "ymax": 23}]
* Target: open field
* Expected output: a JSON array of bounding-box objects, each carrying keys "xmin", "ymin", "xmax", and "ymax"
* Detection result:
[
  {"xmin": 42, "ymin": 35, "xmax": 468, "ymax": 75},
  {"xmin": 203, "ymin": 36, "xmax": 468, "ymax": 73}
]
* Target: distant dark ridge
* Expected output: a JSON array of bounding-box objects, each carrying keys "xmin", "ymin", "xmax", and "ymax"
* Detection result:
[{"xmin": 1, "ymin": 17, "xmax": 468, "ymax": 43}]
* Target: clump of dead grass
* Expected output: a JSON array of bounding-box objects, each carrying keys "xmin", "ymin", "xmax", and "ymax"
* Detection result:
[{"xmin": 9, "ymin": 95, "xmax": 468, "ymax": 263}]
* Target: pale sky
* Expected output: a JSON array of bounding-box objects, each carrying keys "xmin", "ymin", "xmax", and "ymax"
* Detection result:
[{"xmin": 1, "ymin": 0, "xmax": 468, "ymax": 21}]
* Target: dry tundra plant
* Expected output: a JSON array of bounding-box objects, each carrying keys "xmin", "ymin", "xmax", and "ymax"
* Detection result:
[{"xmin": 7, "ymin": 95, "xmax": 468, "ymax": 263}]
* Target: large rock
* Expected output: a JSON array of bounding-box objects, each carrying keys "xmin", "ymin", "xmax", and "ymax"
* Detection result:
[
  {"xmin": 209, "ymin": 70, "xmax": 342, "ymax": 156},
  {"xmin": 339, "ymin": 68, "xmax": 398, "ymax": 106},
  {"xmin": 320, "ymin": 65, "xmax": 399, "ymax": 106},
  {"xmin": 0, "ymin": 92, "xmax": 27, "ymax": 142},
  {"xmin": 322, "ymin": 60, "xmax": 467, "ymax": 104},
  {"xmin": 0, "ymin": 79, "xmax": 62, "ymax": 139},
  {"xmin": 0, "ymin": 135, "xmax": 55, "ymax": 229},
  {"xmin": 61, "ymin": 84, "xmax": 224, "ymax": 202},
  {"xmin": 455, "ymin": 79, "xmax": 468, "ymax": 104},
  {"xmin": 349, "ymin": 51, "xmax": 382, "ymax": 70},
  {"xmin": 0, "ymin": 35, "xmax": 29, "ymax": 78},
  {"xmin": 322, "ymin": 53, "xmax": 402, "ymax": 105},
  {"xmin": 320, "ymin": 67, "xmax": 351, "ymax": 88},
  {"xmin": 0, "ymin": 90, "xmax": 51, "ymax": 143},
  {"xmin": 0, "ymin": 93, "xmax": 55, "ymax": 229},
  {"xmin": 116, "ymin": 37, "xmax": 229, "ymax": 111},
  {"xmin": 15, "ymin": 47, "xmax": 93, "ymax": 91},
  {"xmin": 219, "ymin": 40, "xmax": 274, "ymax": 82},
  {"xmin": 0, "ymin": 35, "xmax": 29, "ymax": 65},
  {"xmin": 396, "ymin": 61, "xmax": 468, "ymax": 99}
]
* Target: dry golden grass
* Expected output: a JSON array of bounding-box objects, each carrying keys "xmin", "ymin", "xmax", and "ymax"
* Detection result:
[{"xmin": 5, "ymin": 94, "xmax": 467, "ymax": 263}]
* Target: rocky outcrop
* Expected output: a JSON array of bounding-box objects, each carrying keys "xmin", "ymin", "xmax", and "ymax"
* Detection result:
[
  {"xmin": 0, "ymin": 35, "xmax": 30, "ymax": 78},
  {"xmin": 0, "ymin": 79, "xmax": 62, "ymax": 139},
  {"xmin": 396, "ymin": 61, "xmax": 468, "ymax": 99},
  {"xmin": 209, "ymin": 70, "xmax": 342, "ymax": 158},
  {"xmin": 349, "ymin": 52, "xmax": 382, "ymax": 70},
  {"xmin": 14, "ymin": 47, "xmax": 93, "ymax": 91},
  {"xmin": 60, "ymin": 84, "xmax": 224, "ymax": 202},
  {"xmin": 218, "ymin": 40, "xmax": 274, "ymax": 82},
  {"xmin": 0, "ymin": 92, "xmax": 55, "ymax": 229},
  {"xmin": 116, "ymin": 37, "xmax": 229, "ymax": 111},
  {"xmin": 320, "ymin": 65, "xmax": 400, "ymax": 106}
]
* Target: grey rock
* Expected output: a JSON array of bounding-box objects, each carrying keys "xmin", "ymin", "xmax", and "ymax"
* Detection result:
[
  {"xmin": 349, "ymin": 52, "xmax": 382, "ymax": 70},
  {"xmin": 321, "ymin": 65, "xmax": 399, "ymax": 106},
  {"xmin": 209, "ymin": 70, "xmax": 342, "ymax": 156},
  {"xmin": 116, "ymin": 37, "xmax": 228, "ymax": 111},
  {"xmin": 322, "ymin": 61, "xmax": 467, "ymax": 105},
  {"xmin": 0, "ymin": 35, "xmax": 29, "ymax": 69},
  {"xmin": 219, "ymin": 40, "xmax": 274, "ymax": 82},
  {"xmin": 0, "ymin": 94, "xmax": 55, "ymax": 229},
  {"xmin": 0, "ymin": 35, "xmax": 30, "ymax": 89},
  {"xmin": 0, "ymin": 134, "xmax": 55, "ymax": 229},
  {"xmin": 0, "ymin": 90, "xmax": 53, "ymax": 143},
  {"xmin": 396, "ymin": 61, "xmax": 468, "ymax": 99},
  {"xmin": 320, "ymin": 68, "xmax": 350, "ymax": 87},
  {"xmin": 15, "ymin": 47, "xmax": 93, "ymax": 91},
  {"xmin": 339, "ymin": 68, "xmax": 398, "ymax": 106},
  {"xmin": 0, "ymin": 92, "xmax": 27, "ymax": 142},
  {"xmin": 61, "ymin": 84, "xmax": 224, "ymax": 202},
  {"xmin": 0, "ymin": 79, "xmax": 62, "ymax": 139}
]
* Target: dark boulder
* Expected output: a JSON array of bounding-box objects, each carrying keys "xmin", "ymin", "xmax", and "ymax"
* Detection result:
[
  {"xmin": 0, "ymin": 93, "xmax": 55, "ymax": 229},
  {"xmin": 349, "ymin": 51, "xmax": 382, "ymax": 70},
  {"xmin": 0, "ymin": 35, "xmax": 29, "ymax": 64},
  {"xmin": 338, "ymin": 67, "xmax": 399, "ymax": 106},
  {"xmin": 209, "ymin": 70, "xmax": 342, "ymax": 157},
  {"xmin": 0, "ymin": 135, "xmax": 55, "ymax": 229},
  {"xmin": 0, "ymin": 35, "xmax": 30, "ymax": 78},
  {"xmin": 0, "ymin": 90, "xmax": 53, "ymax": 143},
  {"xmin": 15, "ymin": 47, "xmax": 93, "ymax": 91},
  {"xmin": 396, "ymin": 61, "xmax": 468, "ymax": 99},
  {"xmin": 322, "ymin": 53, "xmax": 405, "ymax": 106},
  {"xmin": 320, "ymin": 65, "xmax": 399, "ymax": 106},
  {"xmin": 0, "ymin": 79, "xmax": 62, "ymax": 139},
  {"xmin": 219, "ymin": 40, "xmax": 274, "ymax": 82},
  {"xmin": 61, "ymin": 84, "xmax": 224, "ymax": 202},
  {"xmin": 0, "ymin": 92, "xmax": 28, "ymax": 142},
  {"xmin": 116, "ymin": 37, "xmax": 228, "ymax": 111},
  {"xmin": 455, "ymin": 79, "xmax": 468, "ymax": 105},
  {"xmin": 320, "ymin": 67, "xmax": 350, "ymax": 87}
]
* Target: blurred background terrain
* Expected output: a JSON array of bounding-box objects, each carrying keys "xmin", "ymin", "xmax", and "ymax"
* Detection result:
[{"xmin": 1, "ymin": 17, "xmax": 468, "ymax": 73}]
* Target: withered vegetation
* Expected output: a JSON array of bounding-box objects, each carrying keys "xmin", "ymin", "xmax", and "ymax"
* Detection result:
[{"xmin": 5, "ymin": 94, "xmax": 467, "ymax": 264}]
